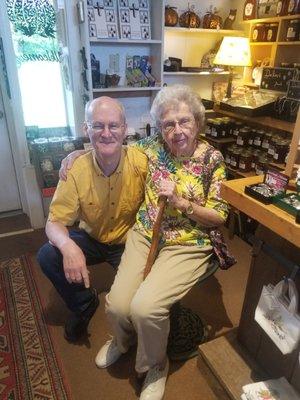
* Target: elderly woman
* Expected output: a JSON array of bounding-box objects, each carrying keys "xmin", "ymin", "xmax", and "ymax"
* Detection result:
[{"xmin": 92, "ymin": 85, "xmax": 229, "ymax": 400}]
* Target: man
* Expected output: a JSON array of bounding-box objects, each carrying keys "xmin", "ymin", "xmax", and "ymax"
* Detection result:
[{"xmin": 37, "ymin": 97, "xmax": 147, "ymax": 342}]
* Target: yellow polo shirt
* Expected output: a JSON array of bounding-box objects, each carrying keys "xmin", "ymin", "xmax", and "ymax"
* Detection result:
[{"xmin": 48, "ymin": 146, "xmax": 148, "ymax": 244}]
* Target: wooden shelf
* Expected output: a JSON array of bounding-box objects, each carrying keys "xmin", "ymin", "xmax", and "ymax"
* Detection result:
[
  {"xmin": 227, "ymin": 167, "xmax": 256, "ymax": 179},
  {"xmin": 277, "ymin": 41, "xmax": 300, "ymax": 45},
  {"xmin": 164, "ymin": 27, "xmax": 244, "ymax": 35},
  {"xmin": 241, "ymin": 14, "xmax": 300, "ymax": 24},
  {"xmin": 164, "ymin": 71, "xmax": 229, "ymax": 76},
  {"xmin": 214, "ymin": 106, "xmax": 295, "ymax": 133},
  {"xmin": 250, "ymin": 41, "xmax": 276, "ymax": 45},
  {"xmin": 221, "ymin": 176, "xmax": 300, "ymax": 247},
  {"xmin": 90, "ymin": 38, "xmax": 162, "ymax": 44},
  {"xmin": 92, "ymin": 86, "xmax": 161, "ymax": 93}
]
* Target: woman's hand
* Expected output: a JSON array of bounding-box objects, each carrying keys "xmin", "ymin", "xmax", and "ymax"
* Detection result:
[
  {"xmin": 59, "ymin": 150, "xmax": 87, "ymax": 181},
  {"xmin": 158, "ymin": 179, "xmax": 182, "ymax": 207}
]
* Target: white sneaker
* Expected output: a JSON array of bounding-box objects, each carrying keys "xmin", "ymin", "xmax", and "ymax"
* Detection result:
[
  {"xmin": 139, "ymin": 359, "xmax": 169, "ymax": 400},
  {"xmin": 95, "ymin": 338, "xmax": 122, "ymax": 368}
]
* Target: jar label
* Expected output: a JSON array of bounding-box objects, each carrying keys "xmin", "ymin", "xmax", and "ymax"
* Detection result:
[
  {"xmin": 288, "ymin": 0, "xmax": 295, "ymax": 13},
  {"xmin": 237, "ymin": 138, "xmax": 244, "ymax": 145},
  {"xmin": 287, "ymin": 27, "xmax": 296, "ymax": 38},
  {"xmin": 254, "ymin": 139, "xmax": 261, "ymax": 146},
  {"xmin": 262, "ymin": 140, "xmax": 269, "ymax": 149},
  {"xmin": 251, "ymin": 162, "xmax": 255, "ymax": 168},
  {"xmin": 252, "ymin": 29, "xmax": 259, "ymax": 40},
  {"xmin": 249, "ymin": 139, "xmax": 253, "ymax": 145},
  {"xmin": 225, "ymin": 155, "xmax": 231, "ymax": 163},
  {"xmin": 245, "ymin": 3, "xmax": 254, "ymax": 16},
  {"xmin": 231, "ymin": 160, "xmax": 237, "ymax": 167},
  {"xmin": 233, "ymin": 130, "xmax": 238, "ymax": 136},
  {"xmin": 274, "ymin": 153, "xmax": 279, "ymax": 160},
  {"xmin": 277, "ymin": 1, "xmax": 283, "ymax": 14},
  {"xmin": 211, "ymin": 131, "xmax": 217, "ymax": 137},
  {"xmin": 268, "ymin": 148, "xmax": 275, "ymax": 155},
  {"xmin": 267, "ymin": 29, "xmax": 273, "ymax": 41},
  {"xmin": 239, "ymin": 163, "xmax": 246, "ymax": 169}
]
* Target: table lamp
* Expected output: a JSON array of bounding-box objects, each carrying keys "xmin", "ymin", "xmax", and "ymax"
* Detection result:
[{"xmin": 213, "ymin": 36, "xmax": 252, "ymax": 98}]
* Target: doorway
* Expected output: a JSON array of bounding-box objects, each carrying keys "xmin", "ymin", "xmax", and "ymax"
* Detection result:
[{"xmin": 0, "ymin": 85, "xmax": 21, "ymax": 212}]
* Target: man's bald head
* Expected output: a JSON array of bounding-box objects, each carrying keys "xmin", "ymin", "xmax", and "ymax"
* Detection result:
[{"xmin": 85, "ymin": 97, "xmax": 126, "ymax": 124}]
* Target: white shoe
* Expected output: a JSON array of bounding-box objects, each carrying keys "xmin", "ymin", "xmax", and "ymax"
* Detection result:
[
  {"xmin": 95, "ymin": 338, "xmax": 122, "ymax": 368},
  {"xmin": 139, "ymin": 359, "xmax": 169, "ymax": 400}
]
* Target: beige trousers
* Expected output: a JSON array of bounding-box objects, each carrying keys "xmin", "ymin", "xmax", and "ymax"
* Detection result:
[{"xmin": 106, "ymin": 228, "xmax": 213, "ymax": 373}]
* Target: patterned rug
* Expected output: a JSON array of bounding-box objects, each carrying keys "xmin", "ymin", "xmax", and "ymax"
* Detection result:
[{"xmin": 0, "ymin": 255, "xmax": 72, "ymax": 399}]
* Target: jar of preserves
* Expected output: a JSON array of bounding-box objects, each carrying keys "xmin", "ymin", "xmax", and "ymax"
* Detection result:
[
  {"xmin": 232, "ymin": 121, "xmax": 243, "ymax": 136},
  {"xmin": 236, "ymin": 127, "xmax": 251, "ymax": 146},
  {"xmin": 268, "ymin": 137, "xmax": 278, "ymax": 157},
  {"xmin": 286, "ymin": 0, "xmax": 300, "ymax": 15},
  {"xmin": 248, "ymin": 129, "xmax": 256, "ymax": 146},
  {"xmin": 230, "ymin": 147, "xmax": 242, "ymax": 169},
  {"xmin": 276, "ymin": 0, "xmax": 287, "ymax": 15},
  {"xmin": 273, "ymin": 139, "xmax": 290, "ymax": 163},
  {"xmin": 261, "ymin": 131, "xmax": 273, "ymax": 151},
  {"xmin": 253, "ymin": 129, "xmax": 265, "ymax": 148},
  {"xmin": 210, "ymin": 119, "xmax": 222, "ymax": 138},
  {"xmin": 266, "ymin": 23, "xmax": 278, "ymax": 41},
  {"xmin": 251, "ymin": 149, "xmax": 262, "ymax": 170},
  {"xmin": 252, "ymin": 23, "xmax": 266, "ymax": 42},
  {"xmin": 205, "ymin": 118, "xmax": 214, "ymax": 136},
  {"xmin": 285, "ymin": 19, "xmax": 300, "ymax": 41},
  {"xmin": 255, "ymin": 154, "xmax": 269, "ymax": 175},
  {"xmin": 239, "ymin": 151, "xmax": 253, "ymax": 172},
  {"xmin": 243, "ymin": 0, "xmax": 257, "ymax": 20},
  {"xmin": 225, "ymin": 145, "xmax": 234, "ymax": 165}
]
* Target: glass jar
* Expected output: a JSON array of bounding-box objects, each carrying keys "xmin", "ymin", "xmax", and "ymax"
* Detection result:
[
  {"xmin": 251, "ymin": 149, "xmax": 262, "ymax": 170},
  {"xmin": 252, "ymin": 23, "xmax": 266, "ymax": 42},
  {"xmin": 243, "ymin": 0, "xmax": 257, "ymax": 20},
  {"xmin": 268, "ymin": 137, "xmax": 278, "ymax": 157},
  {"xmin": 277, "ymin": 0, "xmax": 288, "ymax": 15},
  {"xmin": 230, "ymin": 147, "xmax": 242, "ymax": 169},
  {"xmin": 205, "ymin": 118, "xmax": 214, "ymax": 136},
  {"xmin": 273, "ymin": 139, "xmax": 290, "ymax": 163},
  {"xmin": 232, "ymin": 121, "xmax": 243, "ymax": 136},
  {"xmin": 261, "ymin": 131, "xmax": 273, "ymax": 151},
  {"xmin": 286, "ymin": 0, "xmax": 300, "ymax": 15},
  {"xmin": 253, "ymin": 129, "xmax": 265, "ymax": 148},
  {"xmin": 255, "ymin": 154, "xmax": 269, "ymax": 175},
  {"xmin": 236, "ymin": 127, "xmax": 251, "ymax": 146},
  {"xmin": 285, "ymin": 19, "xmax": 300, "ymax": 41},
  {"xmin": 248, "ymin": 128, "xmax": 256, "ymax": 146},
  {"xmin": 239, "ymin": 151, "xmax": 253, "ymax": 172},
  {"xmin": 225, "ymin": 145, "xmax": 234, "ymax": 165},
  {"xmin": 266, "ymin": 23, "xmax": 278, "ymax": 41}
]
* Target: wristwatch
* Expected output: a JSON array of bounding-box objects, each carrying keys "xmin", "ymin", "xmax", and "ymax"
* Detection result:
[{"xmin": 185, "ymin": 200, "xmax": 194, "ymax": 215}]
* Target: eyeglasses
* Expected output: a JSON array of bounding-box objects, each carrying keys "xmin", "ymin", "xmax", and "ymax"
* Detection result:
[
  {"xmin": 86, "ymin": 122, "xmax": 124, "ymax": 133},
  {"xmin": 161, "ymin": 117, "xmax": 194, "ymax": 134}
]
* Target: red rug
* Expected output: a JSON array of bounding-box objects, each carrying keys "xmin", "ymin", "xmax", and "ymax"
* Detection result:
[{"xmin": 0, "ymin": 255, "xmax": 72, "ymax": 399}]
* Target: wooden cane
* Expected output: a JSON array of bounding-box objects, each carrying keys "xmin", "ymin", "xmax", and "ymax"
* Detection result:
[{"xmin": 143, "ymin": 196, "xmax": 167, "ymax": 279}]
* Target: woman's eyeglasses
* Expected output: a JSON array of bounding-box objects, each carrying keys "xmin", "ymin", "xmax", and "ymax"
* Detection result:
[
  {"xmin": 161, "ymin": 117, "xmax": 194, "ymax": 134},
  {"xmin": 86, "ymin": 122, "xmax": 124, "ymax": 133}
]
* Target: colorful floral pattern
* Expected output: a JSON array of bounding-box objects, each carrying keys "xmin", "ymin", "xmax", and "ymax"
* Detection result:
[{"xmin": 134, "ymin": 135, "xmax": 229, "ymax": 246}]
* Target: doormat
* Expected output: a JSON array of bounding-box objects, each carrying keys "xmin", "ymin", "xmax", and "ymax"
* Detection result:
[{"xmin": 0, "ymin": 255, "xmax": 72, "ymax": 399}]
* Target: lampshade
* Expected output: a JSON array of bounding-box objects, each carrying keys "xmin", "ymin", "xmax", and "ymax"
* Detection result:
[{"xmin": 213, "ymin": 36, "xmax": 252, "ymax": 67}]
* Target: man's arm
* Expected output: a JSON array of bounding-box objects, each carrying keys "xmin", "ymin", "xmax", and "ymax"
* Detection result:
[{"xmin": 45, "ymin": 220, "xmax": 90, "ymax": 288}]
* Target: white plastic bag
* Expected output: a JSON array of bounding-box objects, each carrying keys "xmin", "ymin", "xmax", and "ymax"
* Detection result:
[{"xmin": 255, "ymin": 278, "xmax": 300, "ymax": 354}]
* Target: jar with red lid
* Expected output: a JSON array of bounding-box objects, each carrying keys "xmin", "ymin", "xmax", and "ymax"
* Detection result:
[
  {"xmin": 285, "ymin": 19, "xmax": 300, "ymax": 41},
  {"xmin": 266, "ymin": 23, "xmax": 278, "ymax": 41},
  {"xmin": 252, "ymin": 23, "xmax": 266, "ymax": 42}
]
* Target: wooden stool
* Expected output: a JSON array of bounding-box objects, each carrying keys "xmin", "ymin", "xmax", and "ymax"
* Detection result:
[{"xmin": 167, "ymin": 256, "xmax": 219, "ymax": 361}]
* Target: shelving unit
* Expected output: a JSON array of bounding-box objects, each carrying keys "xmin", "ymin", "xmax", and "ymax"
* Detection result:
[
  {"xmin": 241, "ymin": 13, "xmax": 300, "ymax": 80},
  {"xmin": 78, "ymin": 0, "xmax": 164, "ymax": 129}
]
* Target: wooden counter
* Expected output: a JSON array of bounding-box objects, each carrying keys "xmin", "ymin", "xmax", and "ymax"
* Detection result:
[{"xmin": 221, "ymin": 176, "xmax": 300, "ymax": 248}]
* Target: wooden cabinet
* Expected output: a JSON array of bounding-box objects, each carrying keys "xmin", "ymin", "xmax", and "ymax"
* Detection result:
[{"xmin": 242, "ymin": 14, "xmax": 300, "ymax": 83}]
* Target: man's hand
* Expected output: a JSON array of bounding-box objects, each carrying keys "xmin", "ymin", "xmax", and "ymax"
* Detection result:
[
  {"xmin": 60, "ymin": 239, "xmax": 90, "ymax": 288},
  {"xmin": 59, "ymin": 150, "xmax": 87, "ymax": 181}
]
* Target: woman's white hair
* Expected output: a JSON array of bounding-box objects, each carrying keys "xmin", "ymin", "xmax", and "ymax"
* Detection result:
[{"xmin": 150, "ymin": 84, "xmax": 205, "ymax": 131}]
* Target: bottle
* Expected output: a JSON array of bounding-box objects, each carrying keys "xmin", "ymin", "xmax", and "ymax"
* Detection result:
[{"xmin": 243, "ymin": 0, "xmax": 257, "ymax": 20}]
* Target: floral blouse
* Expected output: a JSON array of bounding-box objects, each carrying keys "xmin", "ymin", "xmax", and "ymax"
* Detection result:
[{"xmin": 133, "ymin": 134, "xmax": 229, "ymax": 247}]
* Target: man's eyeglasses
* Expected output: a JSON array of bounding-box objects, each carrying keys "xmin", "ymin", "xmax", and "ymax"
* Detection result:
[
  {"xmin": 161, "ymin": 117, "xmax": 194, "ymax": 134},
  {"xmin": 86, "ymin": 122, "xmax": 124, "ymax": 133}
]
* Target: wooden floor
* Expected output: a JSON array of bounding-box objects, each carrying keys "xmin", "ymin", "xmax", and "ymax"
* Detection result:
[{"xmin": 0, "ymin": 211, "xmax": 32, "ymax": 236}]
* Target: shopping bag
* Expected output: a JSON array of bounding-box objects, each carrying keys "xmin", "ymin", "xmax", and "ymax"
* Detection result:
[{"xmin": 254, "ymin": 278, "xmax": 300, "ymax": 354}]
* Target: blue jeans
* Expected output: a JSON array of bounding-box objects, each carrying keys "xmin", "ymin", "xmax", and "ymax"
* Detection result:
[{"xmin": 37, "ymin": 230, "xmax": 124, "ymax": 314}]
